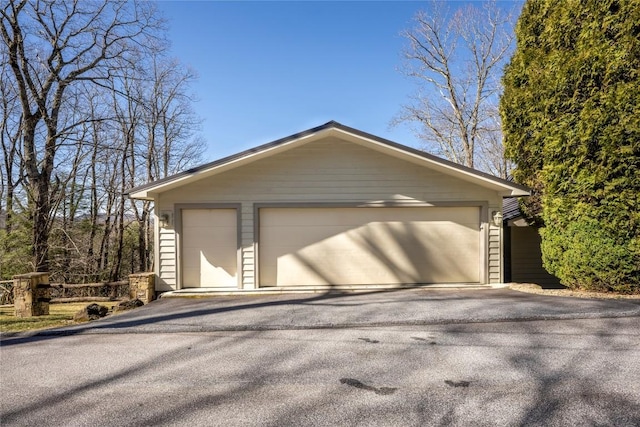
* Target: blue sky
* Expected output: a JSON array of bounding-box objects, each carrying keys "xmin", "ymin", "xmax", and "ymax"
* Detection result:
[{"xmin": 156, "ymin": 1, "xmax": 518, "ymax": 161}]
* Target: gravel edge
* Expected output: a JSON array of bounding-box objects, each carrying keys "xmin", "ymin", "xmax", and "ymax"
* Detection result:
[{"xmin": 508, "ymin": 283, "xmax": 640, "ymax": 300}]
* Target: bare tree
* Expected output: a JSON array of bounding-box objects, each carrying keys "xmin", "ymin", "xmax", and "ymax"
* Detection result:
[
  {"xmin": 136, "ymin": 53, "xmax": 203, "ymax": 272},
  {"xmin": 110, "ymin": 62, "xmax": 141, "ymax": 281},
  {"xmin": 397, "ymin": 0, "xmax": 515, "ymax": 177},
  {"xmin": 0, "ymin": 0, "xmax": 162, "ymax": 271},
  {"xmin": 0, "ymin": 44, "xmax": 31, "ymax": 278},
  {"xmin": 0, "ymin": 61, "xmax": 20, "ymax": 234},
  {"xmin": 474, "ymin": 116, "xmax": 511, "ymax": 179}
]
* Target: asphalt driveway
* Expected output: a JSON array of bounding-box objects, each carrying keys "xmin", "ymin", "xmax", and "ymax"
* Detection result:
[
  {"xmin": 6, "ymin": 287, "xmax": 640, "ymax": 337},
  {"xmin": 2, "ymin": 288, "xmax": 640, "ymax": 426}
]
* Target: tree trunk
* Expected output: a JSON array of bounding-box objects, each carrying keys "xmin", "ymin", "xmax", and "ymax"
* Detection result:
[
  {"xmin": 31, "ymin": 176, "xmax": 51, "ymax": 272},
  {"xmin": 87, "ymin": 144, "xmax": 98, "ymax": 281}
]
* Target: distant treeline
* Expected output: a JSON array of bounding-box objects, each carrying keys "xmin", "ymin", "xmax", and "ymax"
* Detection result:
[{"xmin": 1, "ymin": 0, "xmax": 204, "ymax": 282}]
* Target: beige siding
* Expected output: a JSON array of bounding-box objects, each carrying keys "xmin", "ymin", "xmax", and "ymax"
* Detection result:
[
  {"xmin": 156, "ymin": 138, "xmax": 503, "ymax": 289},
  {"xmin": 240, "ymin": 204, "xmax": 255, "ymax": 289},
  {"xmin": 488, "ymin": 217, "xmax": 502, "ymax": 283},
  {"xmin": 157, "ymin": 227, "xmax": 176, "ymax": 290},
  {"xmin": 160, "ymin": 139, "xmax": 500, "ymax": 204},
  {"xmin": 511, "ymin": 226, "xmax": 560, "ymax": 286}
]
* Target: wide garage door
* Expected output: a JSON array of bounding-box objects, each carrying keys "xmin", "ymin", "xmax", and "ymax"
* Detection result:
[
  {"xmin": 259, "ymin": 207, "xmax": 481, "ymax": 286},
  {"xmin": 181, "ymin": 208, "xmax": 238, "ymax": 288}
]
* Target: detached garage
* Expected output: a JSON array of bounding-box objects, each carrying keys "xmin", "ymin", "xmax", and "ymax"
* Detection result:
[{"xmin": 127, "ymin": 121, "xmax": 529, "ymax": 293}]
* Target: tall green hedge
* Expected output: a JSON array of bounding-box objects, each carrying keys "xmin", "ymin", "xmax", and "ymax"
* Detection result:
[{"xmin": 500, "ymin": 0, "xmax": 640, "ymax": 292}]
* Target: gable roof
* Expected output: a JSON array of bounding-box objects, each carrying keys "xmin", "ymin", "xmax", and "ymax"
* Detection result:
[{"xmin": 127, "ymin": 121, "xmax": 530, "ymax": 200}]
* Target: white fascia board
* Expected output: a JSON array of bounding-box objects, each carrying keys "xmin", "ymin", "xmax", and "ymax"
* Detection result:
[{"xmin": 128, "ymin": 191, "xmax": 154, "ymax": 201}]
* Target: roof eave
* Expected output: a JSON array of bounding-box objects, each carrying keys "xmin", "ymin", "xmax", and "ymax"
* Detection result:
[
  {"xmin": 127, "ymin": 121, "xmax": 531, "ymax": 199},
  {"xmin": 500, "ymin": 188, "xmax": 531, "ymax": 197},
  {"xmin": 126, "ymin": 190, "xmax": 154, "ymax": 201},
  {"xmin": 329, "ymin": 126, "xmax": 531, "ymax": 197},
  {"xmin": 126, "ymin": 122, "xmax": 337, "ymax": 199}
]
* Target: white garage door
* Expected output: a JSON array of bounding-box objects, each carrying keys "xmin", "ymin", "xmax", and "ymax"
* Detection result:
[
  {"xmin": 181, "ymin": 209, "xmax": 238, "ymax": 288},
  {"xmin": 259, "ymin": 207, "xmax": 481, "ymax": 286}
]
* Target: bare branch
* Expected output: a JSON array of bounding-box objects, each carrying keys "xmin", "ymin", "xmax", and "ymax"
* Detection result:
[
  {"xmin": 0, "ymin": 0, "xmax": 165, "ymax": 271},
  {"xmin": 396, "ymin": 0, "xmax": 516, "ymax": 177}
]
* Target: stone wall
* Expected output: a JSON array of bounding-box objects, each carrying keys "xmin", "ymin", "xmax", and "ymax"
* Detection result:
[
  {"xmin": 11, "ymin": 272, "xmax": 156, "ymax": 316},
  {"xmin": 128, "ymin": 273, "xmax": 155, "ymax": 304},
  {"xmin": 13, "ymin": 273, "xmax": 51, "ymax": 317}
]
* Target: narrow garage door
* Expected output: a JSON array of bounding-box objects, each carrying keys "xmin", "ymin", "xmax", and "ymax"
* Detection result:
[
  {"xmin": 181, "ymin": 209, "xmax": 238, "ymax": 288},
  {"xmin": 259, "ymin": 207, "xmax": 481, "ymax": 287}
]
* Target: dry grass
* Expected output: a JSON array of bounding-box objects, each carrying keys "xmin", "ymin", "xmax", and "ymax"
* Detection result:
[
  {"xmin": 0, "ymin": 302, "xmax": 119, "ymax": 333},
  {"xmin": 508, "ymin": 283, "xmax": 640, "ymax": 300}
]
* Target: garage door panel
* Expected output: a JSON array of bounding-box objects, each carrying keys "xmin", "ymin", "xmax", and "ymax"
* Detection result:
[
  {"xmin": 181, "ymin": 209, "xmax": 237, "ymax": 288},
  {"xmin": 259, "ymin": 207, "xmax": 480, "ymax": 286},
  {"xmin": 260, "ymin": 224, "xmax": 348, "ymax": 245}
]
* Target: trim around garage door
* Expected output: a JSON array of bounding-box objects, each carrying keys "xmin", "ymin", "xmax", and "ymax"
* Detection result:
[
  {"xmin": 175, "ymin": 203, "xmax": 242, "ymax": 289},
  {"xmin": 254, "ymin": 202, "xmax": 489, "ymax": 287}
]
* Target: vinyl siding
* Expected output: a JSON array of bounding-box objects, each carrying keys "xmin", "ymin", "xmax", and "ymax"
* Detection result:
[
  {"xmin": 155, "ymin": 137, "xmax": 504, "ymax": 289},
  {"xmin": 157, "ymin": 227, "xmax": 176, "ymax": 290},
  {"xmin": 488, "ymin": 221, "xmax": 502, "ymax": 283},
  {"xmin": 511, "ymin": 226, "xmax": 560, "ymax": 286}
]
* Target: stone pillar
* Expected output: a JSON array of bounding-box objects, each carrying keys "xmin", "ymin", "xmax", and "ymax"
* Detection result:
[
  {"xmin": 128, "ymin": 273, "xmax": 156, "ymax": 304},
  {"xmin": 13, "ymin": 272, "xmax": 51, "ymax": 317}
]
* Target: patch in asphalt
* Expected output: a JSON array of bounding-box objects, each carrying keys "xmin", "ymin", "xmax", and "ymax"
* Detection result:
[
  {"xmin": 340, "ymin": 378, "xmax": 398, "ymax": 395},
  {"xmin": 411, "ymin": 336, "xmax": 437, "ymax": 345},
  {"xmin": 445, "ymin": 380, "xmax": 471, "ymax": 388}
]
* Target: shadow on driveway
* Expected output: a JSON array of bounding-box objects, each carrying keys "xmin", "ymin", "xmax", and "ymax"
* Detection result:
[{"xmin": 2, "ymin": 288, "xmax": 639, "ymax": 346}]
